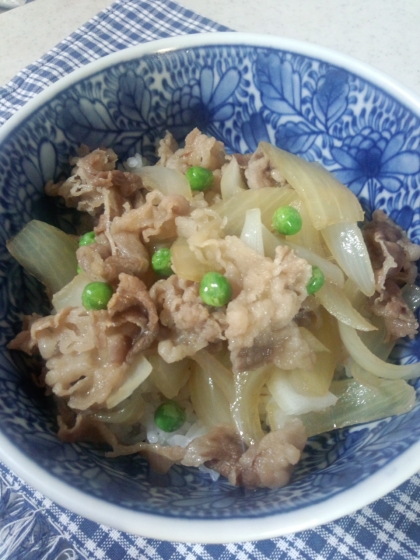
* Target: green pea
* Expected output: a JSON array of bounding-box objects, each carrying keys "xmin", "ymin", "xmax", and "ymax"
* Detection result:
[
  {"xmin": 82, "ymin": 282, "xmax": 114, "ymax": 310},
  {"xmin": 79, "ymin": 231, "xmax": 96, "ymax": 246},
  {"xmin": 199, "ymin": 271, "xmax": 232, "ymax": 307},
  {"xmin": 154, "ymin": 401, "xmax": 186, "ymax": 432},
  {"xmin": 306, "ymin": 266, "xmax": 325, "ymax": 295},
  {"xmin": 272, "ymin": 206, "xmax": 302, "ymax": 236},
  {"xmin": 77, "ymin": 264, "xmax": 83, "ymax": 275},
  {"xmin": 186, "ymin": 166, "xmax": 214, "ymax": 192},
  {"xmin": 151, "ymin": 248, "xmax": 173, "ymax": 277}
]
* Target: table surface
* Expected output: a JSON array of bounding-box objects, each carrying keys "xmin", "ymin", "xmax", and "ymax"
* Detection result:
[
  {"xmin": 1, "ymin": 1, "xmax": 420, "ymax": 558},
  {"xmin": 1, "ymin": 0, "xmax": 420, "ymax": 97}
]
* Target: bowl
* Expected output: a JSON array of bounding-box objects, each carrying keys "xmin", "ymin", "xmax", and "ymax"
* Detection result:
[{"xmin": 1, "ymin": 32, "xmax": 420, "ymax": 544}]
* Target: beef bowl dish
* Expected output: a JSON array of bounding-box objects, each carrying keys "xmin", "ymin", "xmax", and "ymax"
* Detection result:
[{"xmin": 1, "ymin": 33, "xmax": 420, "ymax": 543}]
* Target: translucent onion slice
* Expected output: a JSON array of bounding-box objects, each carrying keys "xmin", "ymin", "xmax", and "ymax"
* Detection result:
[
  {"xmin": 259, "ymin": 142, "xmax": 364, "ymax": 229},
  {"xmin": 282, "ymin": 239, "xmax": 345, "ymax": 287},
  {"xmin": 299, "ymin": 377, "xmax": 416, "ymax": 437},
  {"xmin": 307, "ymin": 308, "xmax": 344, "ymax": 364},
  {"xmin": 212, "ymin": 186, "xmax": 297, "ymax": 236},
  {"xmin": 358, "ymin": 314, "xmax": 395, "ymax": 361},
  {"xmin": 7, "ymin": 220, "xmax": 78, "ymax": 296},
  {"xmin": 359, "ymin": 330, "xmax": 394, "ymax": 362},
  {"xmin": 189, "ymin": 364, "xmax": 232, "ymax": 428},
  {"xmin": 170, "ymin": 237, "xmax": 211, "ymax": 282},
  {"xmin": 260, "ymin": 224, "xmax": 345, "ymax": 286},
  {"xmin": 287, "ymin": 198, "xmax": 326, "ymax": 255},
  {"xmin": 343, "ymin": 280, "xmax": 395, "ymax": 359},
  {"xmin": 137, "ymin": 166, "xmax": 192, "ymax": 200},
  {"xmin": 91, "ymin": 387, "xmax": 146, "ymax": 425},
  {"xmin": 299, "ymin": 327, "xmax": 330, "ymax": 353},
  {"xmin": 105, "ymin": 354, "xmax": 152, "ymax": 409},
  {"xmin": 322, "ymin": 222, "xmax": 375, "ymax": 297},
  {"xmin": 192, "ymin": 351, "xmax": 234, "ymax": 402},
  {"xmin": 231, "ymin": 367, "xmax": 271, "ymax": 446},
  {"xmin": 240, "ymin": 208, "xmax": 264, "ymax": 256},
  {"xmin": 261, "ymin": 224, "xmax": 280, "ymax": 259},
  {"xmin": 347, "ymin": 359, "xmax": 381, "ymax": 389},
  {"xmin": 266, "ymin": 398, "xmax": 290, "ymax": 431},
  {"xmin": 267, "ymin": 368, "xmax": 337, "ymax": 416},
  {"xmin": 288, "ymin": 352, "xmax": 337, "ymax": 397},
  {"xmin": 52, "ymin": 272, "xmax": 91, "ymax": 311},
  {"xmin": 148, "ymin": 353, "xmax": 192, "ymax": 399},
  {"xmin": 220, "ymin": 157, "xmax": 247, "ymax": 200},
  {"xmin": 316, "ymin": 282, "xmax": 377, "ymax": 331},
  {"xmin": 338, "ymin": 322, "xmax": 420, "ymax": 379}
]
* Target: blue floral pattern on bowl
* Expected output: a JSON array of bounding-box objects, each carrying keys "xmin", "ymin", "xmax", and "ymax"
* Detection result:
[{"xmin": 1, "ymin": 41, "xmax": 420, "ymax": 523}]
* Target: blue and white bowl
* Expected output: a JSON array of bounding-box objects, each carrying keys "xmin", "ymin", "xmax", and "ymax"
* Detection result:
[{"xmin": 1, "ymin": 33, "xmax": 420, "ymax": 543}]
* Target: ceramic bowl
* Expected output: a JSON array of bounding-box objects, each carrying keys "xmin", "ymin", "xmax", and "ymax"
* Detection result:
[{"xmin": 1, "ymin": 33, "xmax": 420, "ymax": 543}]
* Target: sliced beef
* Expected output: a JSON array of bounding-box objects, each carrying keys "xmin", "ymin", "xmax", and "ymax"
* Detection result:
[
  {"xmin": 150, "ymin": 276, "xmax": 227, "ymax": 362},
  {"xmin": 223, "ymin": 242, "xmax": 314, "ymax": 372},
  {"xmin": 157, "ymin": 128, "xmax": 226, "ymax": 174},
  {"xmin": 77, "ymin": 190, "xmax": 189, "ymax": 282},
  {"xmin": 77, "ymin": 231, "xmax": 150, "ymax": 283},
  {"xmin": 363, "ymin": 210, "xmax": 420, "ymax": 340},
  {"xmin": 46, "ymin": 148, "xmax": 143, "ymax": 217},
  {"xmin": 8, "ymin": 274, "xmax": 158, "ymax": 410},
  {"xmin": 244, "ymin": 148, "xmax": 287, "ymax": 189},
  {"xmin": 111, "ymin": 190, "xmax": 190, "ymax": 243}
]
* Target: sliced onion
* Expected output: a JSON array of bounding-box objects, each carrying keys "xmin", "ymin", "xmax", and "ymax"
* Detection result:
[
  {"xmin": 267, "ymin": 368, "xmax": 337, "ymax": 416},
  {"xmin": 261, "ymin": 224, "xmax": 280, "ymax": 259},
  {"xmin": 137, "ymin": 166, "xmax": 192, "ymax": 200},
  {"xmin": 170, "ymin": 237, "xmax": 212, "ymax": 282},
  {"xmin": 212, "ymin": 186, "xmax": 297, "ymax": 236},
  {"xmin": 52, "ymin": 272, "xmax": 91, "ymax": 311},
  {"xmin": 148, "ymin": 353, "xmax": 192, "ymax": 399},
  {"xmin": 266, "ymin": 398, "xmax": 290, "ymax": 431},
  {"xmin": 259, "ymin": 142, "xmax": 364, "ymax": 229},
  {"xmin": 322, "ymin": 222, "xmax": 375, "ymax": 297},
  {"xmin": 260, "ymin": 224, "xmax": 345, "ymax": 286},
  {"xmin": 358, "ymin": 315, "xmax": 395, "ymax": 361},
  {"xmin": 189, "ymin": 364, "xmax": 232, "ymax": 428},
  {"xmin": 299, "ymin": 327, "xmax": 330, "ymax": 353},
  {"xmin": 231, "ymin": 366, "xmax": 270, "ymax": 445},
  {"xmin": 7, "ymin": 220, "xmax": 78, "ymax": 296},
  {"xmin": 287, "ymin": 198, "xmax": 326, "ymax": 255},
  {"xmin": 288, "ymin": 352, "xmax": 336, "ymax": 397},
  {"xmin": 338, "ymin": 322, "xmax": 420, "ymax": 379},
  {"xmin": 343, "ymin": 280, "xmax": 395, "ymax": 359},
  {"xmin": 300, "ymin": 377, "xmax": 415, "ymax": 437},
  {"xmin": 192, "ymin": 351, "xmax": 234, "ymax": 402},
  {"xmin": 307, "ymin": 307, "xmax": 343, "ymax": 358},
  {"xmin": 347, "ymin": 359, "xmax": 381, "ymax": 389},
  {"xmin": 91, "ymin": 387, "xmax": 146, "ymax": 425},
  {"xmin": 281, "ymin": 239, "xmax": 345, "ymax": 287},
  {"xmin": 316, "ymin": 282, "xmax": 377, "ymax": 331},
  {"xmin": 240, "ymin": 208, "xmax": 264, "ymax": 256},
  {"xmin": 105, "ymin": 354, "xmax": 152, "ymax": 409},
  {"xmin": 220, "ymin": 157, "xmax": 247, "ymax": 200}
]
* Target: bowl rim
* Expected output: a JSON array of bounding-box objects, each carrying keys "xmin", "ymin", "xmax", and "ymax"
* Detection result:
[{"xmin": 1, "ymin": 31, "xmax": 420, "ymax": 543}]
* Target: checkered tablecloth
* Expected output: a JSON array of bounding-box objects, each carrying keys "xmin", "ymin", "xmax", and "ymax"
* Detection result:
[{"xmin": 1, "ymin": 1, "xmax": 420, "ymax": 558}]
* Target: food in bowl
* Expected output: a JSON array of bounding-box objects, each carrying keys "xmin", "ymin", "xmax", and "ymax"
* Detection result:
[
  {"xmin": 7, "ymin": 128, "xmax": 420, "ymax": 489},
  {"xmin": 2, "ymin": 33, "xmax": 420, "ymax": 541}
]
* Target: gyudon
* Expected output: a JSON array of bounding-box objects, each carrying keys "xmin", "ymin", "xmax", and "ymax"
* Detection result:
[{"xmin": 8, "ymin": 129, "xmax": 420, "ymax": 488}]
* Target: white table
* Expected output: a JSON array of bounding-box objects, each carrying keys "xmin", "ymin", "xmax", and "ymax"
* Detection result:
[{"xmin": 0, "ymin": 0, "xmax": 420, "ymax": 99}]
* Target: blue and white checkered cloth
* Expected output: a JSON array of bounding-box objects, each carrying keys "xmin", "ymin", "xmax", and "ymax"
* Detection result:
[{"xmin": 1, "ymin": 1, "xmax": 420, "ymax": 558}]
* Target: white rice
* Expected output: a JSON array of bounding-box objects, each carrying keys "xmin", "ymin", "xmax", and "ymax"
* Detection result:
[{"xmin": 123, "ymin": 153, "xmax": 146, "ymax": 174}]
